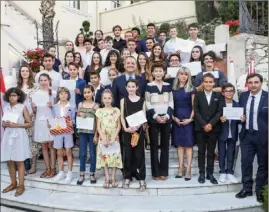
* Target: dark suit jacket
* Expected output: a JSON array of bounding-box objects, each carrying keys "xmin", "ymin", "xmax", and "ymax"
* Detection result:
[
  {"xmin": 219, "ymin": 100, "xmax": 240, "ymax": 142},
  {"xmin": 112, "ymin": 75, "xmax": 146, "ymax": 108},
  {"xmin": 66, "ymin": 77, "xmax": 86, "ymax": 108},
  {"xmin": 239, "ymin": 90, "xmax": 268, "ymax": 146},
  {"xmin": 194, "ymin": 91, "xmax": 224, "ymax": 132},
  {"xmin": 140, "ymin": 36, "xmax": 162, "ymax": 52}
]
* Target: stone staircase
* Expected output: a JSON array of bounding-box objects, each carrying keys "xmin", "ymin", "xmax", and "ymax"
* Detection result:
[{"xmin": 0, "ymin": 148, "xmax": 263, "ymax": 212}]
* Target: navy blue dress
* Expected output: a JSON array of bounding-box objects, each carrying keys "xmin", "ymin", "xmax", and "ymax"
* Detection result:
[{"xmin": 172, "ymin": 87, "xmax": 195, "ymax": 147}]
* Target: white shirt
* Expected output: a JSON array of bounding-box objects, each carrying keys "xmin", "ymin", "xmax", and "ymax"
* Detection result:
[
  {"xmin": 186, "ymin": 38, "xmax": 206, "ymax": 52},
  {"xmin": 83, "ymin": 50, "xmax": 94, "ymax": 67},
  {"xmin": 146, "ymin": 52, "xmax": 151, "ymax": 57},
  {"xmin": 131, "ymin": 52, "xmax": 138, "ymax": 60},
  {"xmin": 99, "ymin": 67, "xmax": 111, "ymax": 86},
  {"xmin": 163, "ymin": 37, "xmax": 186, "ymax": 54},
  {"xmin": 226, "ymin": 103, "xmax": 233, "ymax": 138},
  {"xmin": 204, "ymin": 91, "xmax": 212, "ymax": 105},
  {"xmin": 100, "ymin": 48, "xmax": 119, "ymax": 65},
  {"xmin": 125, "ymin": 73, "xmax": 136, "ymax": 81},
  {"xmin": 35, "ymin": 70, "xmax": 62, "ymax": 97},
  {"xmin": 246, "ymin": 89, "xmax": 262, "ymax": 131}
]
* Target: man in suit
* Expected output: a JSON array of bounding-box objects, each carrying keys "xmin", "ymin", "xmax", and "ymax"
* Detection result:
[
  {"xmin": 112, "ymin": 56, "xmax": 146, "ymax": 108},
  {"xmin": 235, "ymin": 73, "xmax": 268, "ymax": 203},
  {"xmin": 140, "ymin": 23, "xmax": 162, "ymax": 52},
  {"xmin": 194, "ymin": 73, "xmax": 224, "ymax": 184}
]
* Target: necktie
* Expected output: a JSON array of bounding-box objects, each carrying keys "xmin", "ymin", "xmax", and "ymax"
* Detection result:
[
  {"xmin": 249, "ymin": 96, "xmax": 255, "ymax": 132},
  {"xmin": 128, "ymin": 76, "xmax": 133, "ymax": 80}
]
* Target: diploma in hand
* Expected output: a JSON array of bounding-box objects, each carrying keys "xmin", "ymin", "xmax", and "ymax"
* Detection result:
[
  {"xmin": 126, "ymin": 110, "xmax": 147, "ymax": 127},
  {"xmin": 182, "ymin": 61, "xmax": 202, "ymax": 76},
  {"xmin": 76, "ymin": 117, "xmax": 94, "ymax": 130},
  {"xmin": 60, "ymin": 80, "xmax": 76, "ymax": 90},
  {"xmin": 2, "ymin": 112, "xmax": 19, "ymax": 123},
  {"xmin": 32, "ymin": 91, "xmax": 50, "ymax": 107},
  {"xmin": 223, "ymin": 107, "xmax": 244, "ymax": 120},
  {"xmin": 167, "ymin": 67, "xmax": 180, "ymax": 78}
]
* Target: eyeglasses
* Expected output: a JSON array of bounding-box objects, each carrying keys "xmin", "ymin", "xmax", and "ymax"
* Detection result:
[
  {"xmin": 223, "ymin": 90, "xmax": 234, "ymax": 93},
  {"xmin": 9, "ymin": 94, "xmax": 18, "ymax": 97}
]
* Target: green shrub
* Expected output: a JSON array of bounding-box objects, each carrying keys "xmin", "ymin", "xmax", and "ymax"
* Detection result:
[
  {"xmin": 263, "ymin": 185, "xmax": 268, "ymax": 212},
  {"xmin": 80, "ymin": 20, "xmax": 93, "ymax": 38},
  {"xmin": 159, "ymin": 22, "xmax": 170, "ymax": 33},
  {"xmin": 200, "ymin": 18, "xmax": 223, "ymax": 45}
]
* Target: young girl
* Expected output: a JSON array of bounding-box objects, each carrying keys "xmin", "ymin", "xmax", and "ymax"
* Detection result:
[
  {"xmin": 105, "ymin": 68, "xmax": 119, "ymax": 90},
  {"xmin": 172, "ymin": 67, "xmax": 195, "ymax": 181},
  {"xmin": 84, "ymin": 52, "xmax": 103, "ymax": 84},
  {"xmin": 61, "ymin": 51, "xmax": 75, "ymax": 79},
  {"xmin": 48, "ymin": 45, "xmax": 62, "ymax": 72},
  {"xmin": 1, "ymin": 87, "xmax": 32, "ymax": 197},
  {"xmin": 74, "ymin": 52, "xmax": 84, "ymax": 78},
  {"xmin": 96, "ymin": 89, "xmax": 122, "ymax": 188},
  {"xmin": 76, "ymin": 85, "xmax": 99, "ymax": 185},
  {"xmin": 17, "ymin": 65, "xmax": 39, "ymax": 174},
  {"xmin": 65, "ymin": 41, "xmax": 75, "ymax": 52},
  {"xmin": 120, "ymin": 79, "xmax": 146, "ymax": 191},
  {"xmin": 145, "ymin": 63, "xmax": 174, "ymax": 181},
  {"xmin": 32, "ymin": 73, "xmax": 56, "ymax": 178},
  {"xmin": 137, "ymin": 53, "xmax": 152, "ymax": 82},
  {"xmin": 51, "ymin": 87, "xmax": 75, "ymax": 184}
]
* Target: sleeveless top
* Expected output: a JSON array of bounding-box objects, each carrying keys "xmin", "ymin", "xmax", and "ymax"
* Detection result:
[
  {"xmin": 77, "ymin": 102, "xmax": 97, "ymax": 134},
  {"xmin": 124, "ymin": 97, "xmax": 144, "ymax": 128}
]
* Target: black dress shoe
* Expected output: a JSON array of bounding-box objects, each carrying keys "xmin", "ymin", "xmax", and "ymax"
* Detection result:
[
  {"xmin": 256, "ymin": 191, "xmax": 264, "ymax": 203},
  {"xmin": 198, "ymin": 174, "xmax": 205, "ymax": 184},
  {"xmin": 206, "ymin": 174, "xmax": 218, "ymax": 184},
  {"xmin": 235, "ymin": 190, "xmax": 253, "ymax": 199}
]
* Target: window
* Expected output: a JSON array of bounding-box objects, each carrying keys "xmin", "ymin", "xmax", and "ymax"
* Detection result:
[
  {"xmin": 67, "ymin": 0, "xmax": 80, "ymax": 10},
  {"xmin": 111, "ymin": 0, "xmax": 120, "ymax": 8}
]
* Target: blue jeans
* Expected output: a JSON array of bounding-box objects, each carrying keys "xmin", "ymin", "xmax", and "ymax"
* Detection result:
[
  {"xmin": 218, "ymin": 138, "xmax": 236, "ymax": 174},
  {"xmin": 79, "ymin": 133, "xmax": 96, "ymax": 173}
]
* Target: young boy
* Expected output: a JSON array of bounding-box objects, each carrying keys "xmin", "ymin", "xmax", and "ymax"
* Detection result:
[
  {"xmin": 127, "ymin": 39, "xmax": 138, "ymax": 59},
  {"xmin": 145, "ymin": 37, "xmax": 154, "ymax": 57},
  {"xmin": 194, "ymin": 73, "xmax": 224, "ymax": 185},
  {"xmin": 218, "ymin": 83, "xmax": 244, "ymax": 183},
  {"xmin": 89, "ymin": 72, "xmax": 105, "ymax": 106},
  {"xmin": 83, "ymin": 39, "xmax": 94, "ymax": 68},
  {"xmin": 100, "ymin": 36, "xmax": 119, "ymax": 65},
  {"xmin": 186, "ymin": 23, "xmax": 206, "ymax": 52}
]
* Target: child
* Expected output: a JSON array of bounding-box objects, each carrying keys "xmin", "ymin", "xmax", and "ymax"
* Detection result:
[
  {"xmin": 127, "ymin": 39, "xmax": 138, "ymax": 60},
  {"xmin": 219, "ymin": 83, "xmax": 244, "ymax": 183},
  {"xmin": 105, "ymin": 68, "xmax": 119, "ymax": 90},
  {"xmin": 32, "ymin": 73, "xmax": 56, "ymax": 178},
  {"xmin": 48, "ymin": 45, "xmax": 62, "ymax": 72},
  {"xmin": 83, "ymin": 38, "xmax": 94, "ymax": 68},
  {"xmin": 51, "ymin": 87, "xmax": 75, "ymax": 183},
  {"xmin": 1, "ymin": 87, "xmax": 32, "ymax": 197},
  {"xmin": 145, "ymin": 63, "xmax": 174, "ymax": 181},
  {"xmin": 96, "ymin": 89, "xmax": 122, "ymax": 188},
  {"xmin": 100, "ymin": 36, "xmax": 119, "ymax": 65},
  {"xmin": 120, "ymin": 79, "xmax": 146, "ymax": 191},
  {"xmin": 89, "ymin": 72, "xmax": 105, "ymax": 106},
  {"xmin": 76, "ymin": 85, "xmax": 99, "ymax": 185},
  {"xmin": 194, "ymin": 73, "xmax": 224, "ymax": 185}
]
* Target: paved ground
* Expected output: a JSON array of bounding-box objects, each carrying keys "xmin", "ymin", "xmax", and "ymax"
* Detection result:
[{"xmin": 1, "ymin": 206, "xmax": 25, "ymax": 212}]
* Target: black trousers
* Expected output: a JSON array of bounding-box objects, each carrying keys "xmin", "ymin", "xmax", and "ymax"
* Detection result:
[
  {"xmin": 241, "ymin": 131, "xmax": 268, "ymax": 192},
  {"xmin": 149, "ymin": 123, "xmax": 171, "ymax": 177},
  {"xmin": 218, "ymin": 138, "xmax": 236, "ymax": 174},
  {"xmin": 122, "ymin": 130, "xmax": 146, "ymax": 180},
  {"xmin": 196, "ymin": 131, "xmax": 218, "ymax": 175}
]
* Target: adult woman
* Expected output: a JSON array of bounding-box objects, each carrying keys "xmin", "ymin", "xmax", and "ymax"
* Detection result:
[
  {"xmin": 74, "ymin": 33, "xmax": 86, "ymax": 54},
  {"xmin": 84, "ymin": 52, "xmax": 103, "ymax": 84},
  {"xmin": 99, "ymin": 50, "xmax": 120, "ymax": 86},
  {"xmin": 17, "ymin": 65, "xmax": 39, "ymax": 174},
  {"xmin": 136, "ymin": 53, "xmax": 152, "ymax": 82},
  {"xmin": 172, "ymin": 67, "xmax": 195, "ymax": 181},
  {"xmin": 194, "ymin": 51, "xmax": 227, "ymax": 92}
]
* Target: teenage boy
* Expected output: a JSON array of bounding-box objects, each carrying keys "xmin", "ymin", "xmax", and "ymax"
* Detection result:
[
  {"xmin": 131, "ymin": 27, "xmax": 142, "ymax": 53},
  {"xmin": 186, "ymin": 23, "xmax": 206, "ymax": 52},
  {"xmin": 83, "ymin": 39, "xmax": 94, "ymax": 68},
  {"xmin": 35, "ymin": 53, "xmax": 62, "ymax": 98},
  {"xmin": 112, "ymin": 25, "xmax": 126, "ymax": 52},
  {"xmin": 100, "ymin": 36, "xmax": 119, "ymax": 65},
  {"xmin": 145, "ymin": 37, "xmax": 155, "ymax": 57},
  {"xmin": 127, "ymin": 39, "xmax": 138, "ymax": 59},
  {"xmin": 89, "ymin": 72, "xmax": 105, "ymax": 106},
  {"xmin": 124, "ymin": 31, "xmax": 133, "ymax": 42},
  {"xmin": 159, "ymin": 31, "xmax": 167, "ymax": 47},
  {"xmin": 218, "ymin": 83, "xmax": 244, "ymax": 183},
  {"xmin": 194, "ymin": 73, "xmax": 224, "ymax": 185},
  {"xmin": 141, "ymin": 23, "xmax": 162, "ymax": 52}
]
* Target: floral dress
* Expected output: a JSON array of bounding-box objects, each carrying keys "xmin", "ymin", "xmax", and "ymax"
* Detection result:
[
  {"xmin": 21, "ymin": 84, "xmax": 40, "ymax": 157},
  {"xmin": 95, "ymin": 108, "xmax": 123, "ymax": 169}
]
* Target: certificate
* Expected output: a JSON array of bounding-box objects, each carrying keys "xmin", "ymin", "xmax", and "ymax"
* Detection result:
[
  {"xmin": 31, "ymin": 91, "xmax": 49, "ymax": 107},
  {"xmin": 76, "ymin": 117, "xmax": 94, "ymax": 130},
  {"xmin": 48, "ymin": 117, "xmax": 67, "ymax": 129},
  {"xmin": 2, "ymin": 112, "xmax": 19, "ymax": 123},
  {"xmin": 167, "ymin": 67, "xmax": 180, "ymax": 78},
  {"xmin": 180, "ymin": 52, "xmax": 191, "ymax": 64},
  {"xmin": 60, "ymin": 80, "xmax": 76, "ymax": 90},
  {"xmin": 203, "ymin": 70, "xmax": 219, "ymax": 79},
  {"xmin": 100, "ymin": 142, "xmax": 120, "ymax": 154},
  {"xmin": 223, "ymin": 107, "xmax": 244, "ymax": 120},
  {"xmin": 126, "ymin": 110, "xmax": 147, "ymax": 127},
  {"xmin": 182, "ymin": 61, "xmax": 202, "ymax": 76}
]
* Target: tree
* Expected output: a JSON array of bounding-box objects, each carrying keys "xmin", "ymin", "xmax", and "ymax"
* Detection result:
[
  {"xmin": 40, "ymin": 0, "xmax": 55, "ymax": 51},
  {"xmin": 195, "ymin": 1, "xmax": 219, "ymax": 24}
]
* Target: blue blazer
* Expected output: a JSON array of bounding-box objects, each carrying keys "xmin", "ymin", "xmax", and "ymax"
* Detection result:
[
  {"xmin": 112, "ymin": 75, "xmax": 146, "ymax": 108},
  {"xmin": 140, "ymin": 37, "xmax": 162, "ymax": 52},
  {"xmin": 95, "ymin": 85, "xmax": 105, "ymax": 106},
  {"xmin": 219, "ymin": 100, "xmax": 240, "ymax": 142},
  {"xmin": 105, "ymin": 84, "xmax": 112, "ymax": 91},
  {"xmin": 65, "ymin": 77, "xmax": 86, "ymax": 108},
  {"xmin": 239, "ymin": 90, "xmax": 268, "ymax": 146}
]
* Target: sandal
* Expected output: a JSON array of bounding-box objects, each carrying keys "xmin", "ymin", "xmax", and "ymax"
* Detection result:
[
  {"xmin": 122, "ymin": 179, "xmax": 131, "ymax": 189},
  {"xmin": 2, "ymin": 183, "xmax": 17, "ymax": 193},
  {"xmin": 90, "ymin": 173, "xmax": 96, "ymax": 184},
  {"xmin": 111, "ymin": 179, "xmax": 118, "ymax": 188},
  {"xmin": 14, "ymin": 185, "xmax": 25, "ymax": 197},
  {"xmin": 46, "ymin": 168, "xmax": 56, "ymax": 178},
  {"xmin": 40, "ymin": 168, "xmax": 51, "ymax": 178},
  {"xmin": 77, "ymin": 174, "xmax": 85, "ymax": 185},
  {"xmin": 103, "ymin": 178, "xmax": 110, "ymax": 189},
  {"xmin": 139, "ymin": 180, "xmax": 146, "ymax": 192}
]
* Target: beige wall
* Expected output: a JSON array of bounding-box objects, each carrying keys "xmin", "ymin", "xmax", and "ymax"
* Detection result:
[{"xmin": 99, "ymin": 1, "xmax": 196, "ymax": 35}]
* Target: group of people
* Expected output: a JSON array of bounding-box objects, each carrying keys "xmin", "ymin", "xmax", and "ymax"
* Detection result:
[{"xmin": 1, "ymin": 22, "xmax": 267, "ymax": 204}]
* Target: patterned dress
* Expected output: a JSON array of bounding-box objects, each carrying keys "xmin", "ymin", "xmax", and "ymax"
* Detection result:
[{"xmin": 95, "ymin": 108, "xmax": 123, "ymax": 169}]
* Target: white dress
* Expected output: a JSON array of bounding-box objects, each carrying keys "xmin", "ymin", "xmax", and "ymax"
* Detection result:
[
  {"xmin": 33, "ymin": 90, "xmax": 54, "ymax": 143},
  {"xmin": 1, "ymin": 103, "xmax": 30, "ymax": 161}
]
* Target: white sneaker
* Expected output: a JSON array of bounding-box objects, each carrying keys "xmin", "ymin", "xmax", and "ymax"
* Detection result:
[
  {"xmin": 54, "ymin": 171, "xmax": 65, "ymax": 182},
  {"xmin": 227, "ymin": 174, "xmax": 238, "ymax": 183},
  {"xmin": 62, "ymin": 172, "xmax": 73, "ymax": 184},
  {"xmin": 219, "ymin": 174, "xmax": 227, "ymax": 183}
]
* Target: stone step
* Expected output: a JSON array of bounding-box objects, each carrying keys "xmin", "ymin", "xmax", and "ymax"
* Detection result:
[
  {"xmin": 1, "ymin": 168, "xmax": 242, "ymax": 196},
  {"xmin": 1, "ymin": 182, "xmax": 262, "ymax": 212}
]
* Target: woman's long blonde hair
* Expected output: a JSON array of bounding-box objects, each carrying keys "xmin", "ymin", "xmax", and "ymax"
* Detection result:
[{"xmin": 172, "ymin": 66, "xmax": 193, "ymax": 92}]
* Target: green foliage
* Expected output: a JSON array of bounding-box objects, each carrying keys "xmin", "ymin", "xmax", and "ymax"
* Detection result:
[
  {"xmin": 264, "ymin": 185, "xmax": 268, "ymax": 212},
  {"xmin": 159, "ymin": 23, "xmax": 170, "ymax": 33},
  {"xmin": 82, "ymin": 20, "xmax": 90, "ymax": 28},
  {"xmin": 80, "ymin": 20, "xmax": 93, "ymax": 38},
  {"xmin": 217, "ymin": 1, "xmax": 239, "ymax": 22},
  {"xmin": 200, "ymin": 18, "xmax": 223, "ymax": 45},
  {"xmin": 170, "ymin": 20, "xmax": 189, "ymax": 39},
  {"xmin": 195, "ymin": 1, "xmax": 219, "ymax": 24}
]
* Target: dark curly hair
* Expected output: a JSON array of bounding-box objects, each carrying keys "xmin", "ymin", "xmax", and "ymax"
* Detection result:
[
  {"xmin": 104, "ymin": 50, "xmax": 120, "ymax": 70},
  {"xmin": 4, "ymin": 87, "xmax": 26, "ymax": 103}
]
